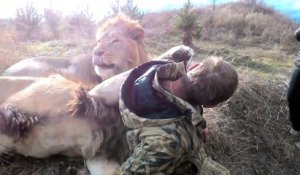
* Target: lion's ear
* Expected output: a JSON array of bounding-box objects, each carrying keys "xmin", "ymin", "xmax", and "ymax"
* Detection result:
[{"xmin": 128, "ymin": 25, "xmax": 144, "ymax": 41}]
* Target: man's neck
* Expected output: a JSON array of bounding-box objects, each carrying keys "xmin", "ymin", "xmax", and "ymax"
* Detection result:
[{"xmin": 161, "ymin": 79, "xmax": 187, "ymax": 100}]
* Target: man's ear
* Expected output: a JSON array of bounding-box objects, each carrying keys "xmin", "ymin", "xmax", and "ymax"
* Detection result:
[{"xmin": 128, "ymin": 25, "xmax": 144, "ymax": 41}]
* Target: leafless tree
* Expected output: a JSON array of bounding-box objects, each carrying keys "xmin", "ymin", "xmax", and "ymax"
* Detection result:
[
  {"xmin": 15, "ymin": 4, "xmax": 42, "ymax": 40},
  {"xmin": 68, "ymin": 6, "xmax": 95, "ymax": 39},
  {"xmin": 44, "ymin": 8, "xmax": 62, "ymax": 39}
]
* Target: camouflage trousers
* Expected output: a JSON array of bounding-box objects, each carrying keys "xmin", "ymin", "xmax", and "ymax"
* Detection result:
[{"xmin": 116, "ymin": 119, "xmax": 230, "ymax": 175}]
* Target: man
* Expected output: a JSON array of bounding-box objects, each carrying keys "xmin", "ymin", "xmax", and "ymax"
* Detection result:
[
  {"xmin": 115, "ymin": 56, "xmax": 238, "ymax": 174},
  {"xmin": 287, "ymin": 27, "xmax": 300, "ymax": 137}
]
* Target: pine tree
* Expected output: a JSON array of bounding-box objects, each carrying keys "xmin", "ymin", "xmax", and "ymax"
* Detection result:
[
  {"xmin": 109, "ymin": 0, "xmax": 143, "ymax": 20},
  {"xmin": 176, "ymin": 0, "xmax": 201, "ymax": 46},
  {"xmin": 121, "ymin": 0, "xmax": 144, "ymax": 20}
]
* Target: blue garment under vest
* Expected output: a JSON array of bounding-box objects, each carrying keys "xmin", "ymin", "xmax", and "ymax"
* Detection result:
[{"xmin": 131, "ymin": 64, "xmax": 184, "ymax": 119}]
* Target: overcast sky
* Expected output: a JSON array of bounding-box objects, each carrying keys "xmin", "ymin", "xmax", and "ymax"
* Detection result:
[{"xmin": 0, "ymin": 0, "xmax": 299, "ymax": 21}]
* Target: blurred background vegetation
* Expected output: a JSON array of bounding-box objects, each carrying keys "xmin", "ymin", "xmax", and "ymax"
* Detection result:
[{"xmin": 0, "ymin": 0, "xmax": 298, "ymax": 70}]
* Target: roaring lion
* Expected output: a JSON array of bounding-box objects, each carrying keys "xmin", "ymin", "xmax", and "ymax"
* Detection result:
[
  {"xmin": 0, "ymin": 46, "xmax": 195, "ymax": 175},
  {"xmin": 2, "ymin": 14, "xmax": 148, "ymax": 88}
]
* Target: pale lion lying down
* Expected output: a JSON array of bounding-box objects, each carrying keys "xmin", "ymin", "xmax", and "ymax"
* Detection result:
[{"xmin": 0, "ymin": 46, "xmax": 194, "ymax": 175}]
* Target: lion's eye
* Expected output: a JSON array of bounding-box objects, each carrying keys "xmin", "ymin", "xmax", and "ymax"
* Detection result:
[{"xmin": 111, "ymin": 39, "xmax": 119, "ymax": 44}]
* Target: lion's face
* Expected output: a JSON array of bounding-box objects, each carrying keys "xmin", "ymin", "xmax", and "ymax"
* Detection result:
[{"xmin": 92, "ymin": 16, "xmax": 148, "ymax": 81}]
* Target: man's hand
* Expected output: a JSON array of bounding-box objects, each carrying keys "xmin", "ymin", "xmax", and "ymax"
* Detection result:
[{"xmin": 156, "ymin": 45, "xmax": 194, "ymax": 65}]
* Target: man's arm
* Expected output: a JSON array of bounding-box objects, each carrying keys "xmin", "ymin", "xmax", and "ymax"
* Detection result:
[
  {"xmin": 154, "ymin": 62, "xmax": 208, "ymax": 140},
  {"xmin": 156, "ymin": 61, "xmax": 187, "ymax": 80}
]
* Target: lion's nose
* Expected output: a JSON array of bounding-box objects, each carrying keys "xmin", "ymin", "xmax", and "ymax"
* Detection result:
[{"xmin": 95, "ymin": 50, "xmax": 104, "ymax": 56}]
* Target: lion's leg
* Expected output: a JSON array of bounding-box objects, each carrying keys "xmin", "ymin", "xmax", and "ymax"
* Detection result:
[
  {"xmin": 0, "ymin": 76, "xmax": 40, "ymax": 104},
  {"xmin": 86, "ymin": 157, "xmax": 120, "ymax": 175}
]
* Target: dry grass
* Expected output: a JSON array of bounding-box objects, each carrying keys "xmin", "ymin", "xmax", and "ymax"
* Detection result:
[
  {"xmin": 190, "ymin": 41, "xmax": 300, "ymax": 174},
  {"xmin": 205, "ymin": 74, "xmax": 300, "ymax": 175},
  {"xmin": 0, "ymin": 26, "xmax": 27, "ymax": 73},
  {"xmin": 143, "ymin": 2, "xmax": 299, "ymax": 52},
  {"xmin": 145, "ymin": 37, "xmax": 300, "ymax": 174},
  {"xmin": 0, "ymin": 154, "xmax": 85, "ymax": 175},
  {"xmin": 198, "ymin": 2, "xmax": 297, "ymax": 48}
]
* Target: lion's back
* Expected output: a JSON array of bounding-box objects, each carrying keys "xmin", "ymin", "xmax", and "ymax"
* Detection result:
[{"xmin": 2, "ymin": 56, "xmax": 71, "ymax": 77}]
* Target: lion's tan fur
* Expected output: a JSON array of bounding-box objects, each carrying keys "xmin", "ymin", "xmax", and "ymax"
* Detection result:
[
  {"xmin": 0, "ymin": 76, "xmax": 39, "ymax": 104},
  {"xmin": 0, "ymin": 73, "xmax": 129, "ymax": 164}
]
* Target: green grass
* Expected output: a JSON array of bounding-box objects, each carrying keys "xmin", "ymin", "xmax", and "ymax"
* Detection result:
[
  {"xmin": 192, "ymin": 40, "xmax": 294, "ymax": 79},
  {"xmin": 26, "ymin": 40, "xmax": 94, "ymax": 58}
]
